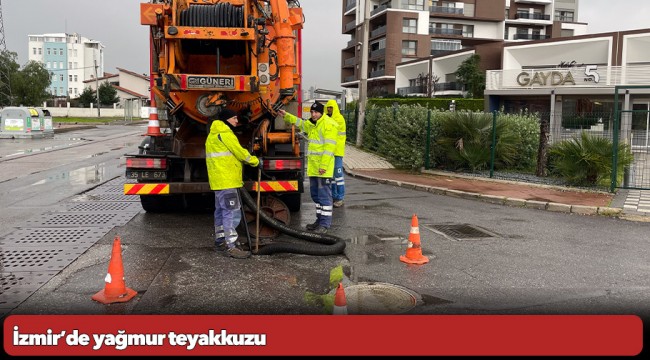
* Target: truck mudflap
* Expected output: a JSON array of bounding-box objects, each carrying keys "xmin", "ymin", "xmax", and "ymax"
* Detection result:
[{"xmin": 124, "ymin": 181, "xmax": 299, "ymax": 195}]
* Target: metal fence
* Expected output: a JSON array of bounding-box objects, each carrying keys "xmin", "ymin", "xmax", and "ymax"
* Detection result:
[{"xmin": 341, "ymin": 106, "xmax": 650, "ymax": 191}]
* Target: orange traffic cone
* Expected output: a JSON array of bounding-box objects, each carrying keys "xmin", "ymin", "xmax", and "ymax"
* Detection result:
[
  {"xmin": 146, "ymin": 101, "xmax": 163, "ymax": 137},
  {"xmin": 332, "ymin": 283, "xmax": 348, "ymax": 315},
  {"xmin": 400, "ymin": 214, "xmax": 429, "ymax": 265},
  {"xmin": 92, "ymin": 236, "xmax": 137, "ymax": 304}
]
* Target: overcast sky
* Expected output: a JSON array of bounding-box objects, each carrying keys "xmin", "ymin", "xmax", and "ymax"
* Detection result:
[{"xmin": 3, "ymin": 0, "xmax": 650, "ymax": 93}]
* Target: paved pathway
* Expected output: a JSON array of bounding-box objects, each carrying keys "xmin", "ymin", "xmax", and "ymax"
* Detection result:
[{"xmin": 342, "ymin": 144, "xmax": 650, "ymax": 218}]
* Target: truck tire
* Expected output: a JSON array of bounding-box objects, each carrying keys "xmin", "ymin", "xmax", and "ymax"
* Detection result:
[
  {"xmin": 280, "ymin": 193, "xmax": 301, "ymax": 212},
  {"xmin": 140, "ymin": 195, "xmax": 169, "ymax": 213}
]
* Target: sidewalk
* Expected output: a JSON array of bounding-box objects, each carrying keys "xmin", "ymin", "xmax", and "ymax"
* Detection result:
[{"xmin": 343, "ymin": 145, "xmax": 650, "ymax": 222}]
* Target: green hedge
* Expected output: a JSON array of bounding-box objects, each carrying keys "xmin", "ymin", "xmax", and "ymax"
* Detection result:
[
  {"xmin": 359, "ymin": 105, "xmax": 540, "ymax": 172},
  {"xmin": 368, "ymin": 98, "xmax": 484, "ymax": 112}
]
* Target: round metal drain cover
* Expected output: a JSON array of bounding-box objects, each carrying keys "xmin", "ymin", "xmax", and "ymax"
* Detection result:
[{"xmin": 344, "ymin": 282, "xmax": 420, "ymax": 314}]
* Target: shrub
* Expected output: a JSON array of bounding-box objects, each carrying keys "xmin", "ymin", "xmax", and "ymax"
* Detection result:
[
  {"xmin": 435, "ymin": 111, "xmax": 521, "ymax": 171},
  {"xmin": 549, "ymin": 131, "xmax": 634, "ymax": 186}
]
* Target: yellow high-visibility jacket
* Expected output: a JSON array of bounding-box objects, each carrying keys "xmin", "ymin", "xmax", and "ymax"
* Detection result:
[
  {"xmin": 205, "ymin": 120, "xmax": 259, "ymax": 190},
  {"xmin": 283, "ymin": 112, "xmax": 337, "ymax": 178},
  {"xmin": 326, "ymin": 99, "xmax": 346, "ymax": 157}
]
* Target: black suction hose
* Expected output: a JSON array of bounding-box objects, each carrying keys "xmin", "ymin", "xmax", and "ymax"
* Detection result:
[{"xmin": 239, "ymin": 189, "xmax": 346, "ymax": 256}]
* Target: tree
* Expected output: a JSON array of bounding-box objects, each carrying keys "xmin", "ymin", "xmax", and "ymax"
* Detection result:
[
  {"xmin": 455, "ymin": 54, "xmax": 485, "ymax": 99},
  {"xmin": 0, "ymin": 50, "xmax": 20, "ymax": 106},
  {"xmin": 78, "ymin": 86, "xmax": 96, "ymax": 107},
  {"xmin": 98, "ymin": 82, "xmax": 119, "ymax": 106},
  {"xmin": 417, "ymin": 72, "xmax": 440, "ymax": 97},
  {"xmin": 12, "ymin": 61, "xmax": 51, "ymax": 106}
]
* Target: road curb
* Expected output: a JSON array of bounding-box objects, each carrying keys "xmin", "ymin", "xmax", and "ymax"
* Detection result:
[{"xmin": 346, "ymin": 169, "xmax": 634, "ymax": 221}]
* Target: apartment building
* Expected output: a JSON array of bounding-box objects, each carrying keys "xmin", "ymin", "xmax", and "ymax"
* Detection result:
[
  {"xmin": 27, "ymin": 33, "xmax": 105, "ymax": 99},
  {"xmin": 341, "ymin": 0, "xmax": 586, "ymax": 95}
]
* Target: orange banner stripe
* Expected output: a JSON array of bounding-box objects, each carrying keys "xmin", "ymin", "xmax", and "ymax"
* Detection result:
[
  {"xmin": 255, "ymin": 181, "xmax": 298, "ymax": 192},
  {"xmin": 124, "ymin": 184, "xmax": 170, "ymax": 195}
]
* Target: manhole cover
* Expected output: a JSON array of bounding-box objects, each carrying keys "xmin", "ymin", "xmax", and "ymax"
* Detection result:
[
  {"xmin": 424, "ymin": 224, "xmax": 497, "ymax": 240},
  {"xmin": 343, "ymin": 282, "xmax": 420, "ymax": 314}
]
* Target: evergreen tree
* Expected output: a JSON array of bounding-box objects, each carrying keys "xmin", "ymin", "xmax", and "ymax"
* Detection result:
[
  {"xmin": 455, "ymin": 54, "xmax": 485, "ymax": 99},
  {"xmin": 98, "ymin": 82, "xmax": 120, "ymax": 106}
]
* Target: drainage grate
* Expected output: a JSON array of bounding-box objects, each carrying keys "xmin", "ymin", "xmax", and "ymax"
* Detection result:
[
  {"xmin": 24, "ymin": 212, "xmax": 138, "ymax": 227},
  {"xmin": 343, "ymin": 282, "xmax": 420, "ymax": 314},
  {"xmin": 0, "ymin": 247, "xmax": 86, "ymax": 271},
  {"xmin": 65, "ymin": 202, "xmax": 142, "ymax": 212},
  {"xmin": 0, "ymin": 272, "xmax": 58, "ymax": 308},
  {"xmin": 0, "ymin": 227, "xmax": 111, "ymax": 247},
  {"xmin": 87, "ymin": 186, "xmax": 128, "ymax": 195},
  {"xmin": 423, "ymin": 224, "xmax": 497, "ymax": 241},
  {"xmin": 70, "ymin": 193, "xmax": 140, "ymax": 202}
]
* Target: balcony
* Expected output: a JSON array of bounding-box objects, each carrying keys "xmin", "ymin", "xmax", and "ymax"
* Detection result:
[
  {"xmin": 343, "ymin": 57, "xmax": 356, "ymax": 67},
  {"xmin": 370, "ymin": 26, "xmax": 387, "ymax": 38},
  {"xmin": 515, "ymin": 12, "xmax": 551, "ymax": 20},
  {"xmin": 344, "ymin": 20, "xmax": 357, "ymax": 32},
  {"xmin": 397, "ymin": 85, "xmax": 427, "ymax": 96},
  {"xmin": 345, "ymin": 0, "xmax": 356, "ymax": 12},
  {"xmin": 369, "ymin": 48, "xmax": 385, "ymax": 60},
  {"xmin": 370, "ymin": 69, "xmax": 386, "ymax": 78},
  {"xmin": 346, "ymin": 39, "xmax": 357, "ymax": 48},
  {"xmin": 429, "ymin": 6, "xmax": 463, "ymax": 15},
  {"xmin": 370, "ymin": 4, "xmax": 390, "ymax": 16},
  {"xmin": 430, "ymin": 28, "xmax": 463, "ymax": 36},
  {"xmin": 513, "ymin": 33, "xmax": 550, "ymax": 40},
  {"xmin": 343, "ymin": 75, "xmax": 356, "ymax": 83},
  {"xmin": 434, "ymin": 82, "xmax": 464, "ymax": 92}
]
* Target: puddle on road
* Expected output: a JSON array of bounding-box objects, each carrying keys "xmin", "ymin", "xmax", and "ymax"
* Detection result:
[
  {"xmin": 30, "ymin": 163, "xmax": 108, "ymax": 186},
  {"xmin": 3, "ymin": 143, "xmax": 83, "ymax": 158}
]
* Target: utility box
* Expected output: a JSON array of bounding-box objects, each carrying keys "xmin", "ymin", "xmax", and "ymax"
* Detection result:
[{"xmin": 0, "ymin": 106, "xmax": 47, "ymax": 139}]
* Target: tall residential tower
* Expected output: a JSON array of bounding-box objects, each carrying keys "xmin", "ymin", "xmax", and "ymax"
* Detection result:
[{"xmin": 341, "ymin": 0, "xmax": 585, "ymax": 95}]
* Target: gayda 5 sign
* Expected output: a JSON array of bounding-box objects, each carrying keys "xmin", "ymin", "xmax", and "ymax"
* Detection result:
[{"xmin": 516, "ymin": 65, "xmax": 600, "ymax": 87}]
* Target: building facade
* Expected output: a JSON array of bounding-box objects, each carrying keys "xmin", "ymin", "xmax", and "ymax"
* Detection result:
[
  {"xmin": 27, "ymin": 33, "xmax": 105, "ymax": 99},
  {"xmin": 341, "ymin": 0, "xmax": 586, "ymax": 95},
  {"xmin": 485, "ymin": 29, "xmax": 650, "ymax": 149}
]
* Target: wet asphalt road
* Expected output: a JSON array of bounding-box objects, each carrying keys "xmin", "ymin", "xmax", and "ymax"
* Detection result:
[{"xmin": 2, "ymin": 125, "xmax": 650, "ymax": 323}]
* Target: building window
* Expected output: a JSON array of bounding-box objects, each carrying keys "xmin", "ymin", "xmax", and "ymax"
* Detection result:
[
  {"xmin": 462, "ymin": 25, "xmax": 474, "ymax": 37},
  {"xmin": 403, "ymin": 18, "xmax": 417, "ymax": 33},
  {"xmin": 32, "ymin": 47, "xmax": 36, "ymax": 55},
  {"xmin": 59, "ymin": 62, "xmax": 63, "ymax": 69},
  {"xmin": 69, "ymin": 75, "xmax": 73, "ymax": 81},
  {"xmin": 38, "ymin": 48, "xmax": 42, "ymax": 55},
  {"xmin": 431, "ymin": 39, "xmax": 462, "ymax": 52},
  {"xmin": 69, "ymin": 88, "xmax": 72, "ymax": 94},
  {"xmin": 74, "ymin": 88, "xmax": 78, "ymax": 96},
  {"xmin": 60, "ymin": 74, "xmax": 64, "ymax": 81},
  {"xmin": 74, "ymin": 75, "xmax": 78, "ymax": 82},
  {"xmin": 74, "ymin": 62, "xmax": 78, "ymax": 69},
  {"xmin": 402, "ymin": 40, "xmax": 417, "ymax": 56},
  {"xmin": 69, "ymin": 62, "xmax": 72, "ymax": 69},
  {"xmin": 401, "ymin": 0, "xmax": 423, "ymax": 10},
  {"xmin": 505, "ymin": 8, "xmax": 509, "ymax": 19},
  {"xmin": 59, "ymin": 49, "xmax": 64, "ymax": 55},
  {"xmin": 46, "ymin": 62, "xmax": 51, "ymax": 69},
  {"xmin": 59, "ymin": 87, "xmax": 63, "ymax": 95},
  {"xmin": 47, "ymin": 48, "xmax": 51, "ymax": 55},
  {"xmin": 51, "ymin": 73, "xmax": 55, "ymax": 81},
  {"xmin": 74, "ymin": 49, "xmax": 78, "ymax": 57},
  {"xmin": 554, "ymin": 10, "xmax": 574, "ymax": 22},
  {"xmin": 53, "ymin": 62, "xmax": 57, "ymax": 69}
]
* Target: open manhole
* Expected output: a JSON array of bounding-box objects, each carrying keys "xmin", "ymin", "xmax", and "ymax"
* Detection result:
[
  {"xmin": 423, "ymin": 224, "xmax": 497, "ymax": 241},
  {"xmin": 343, "ymin": 282, "xmax": 421, "ymax": 314}
]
